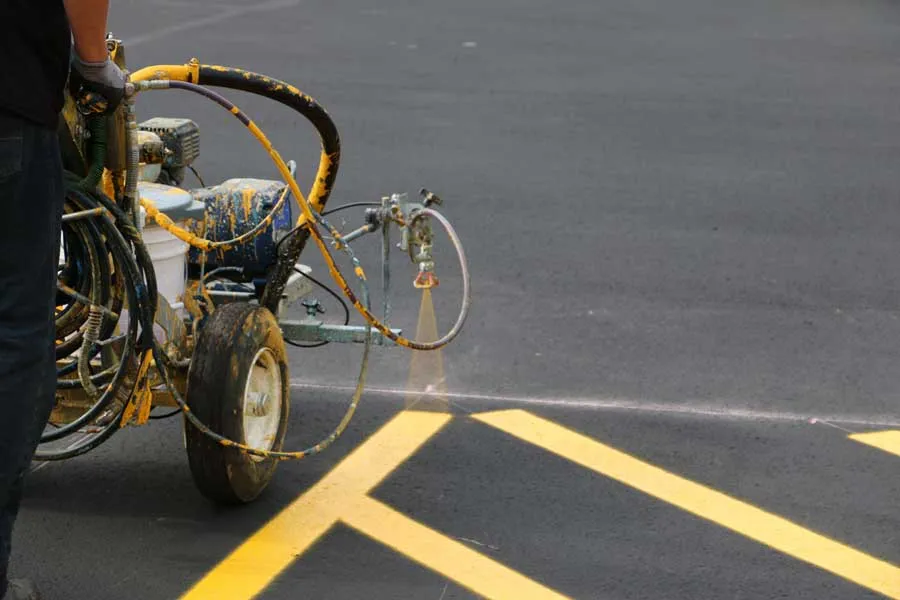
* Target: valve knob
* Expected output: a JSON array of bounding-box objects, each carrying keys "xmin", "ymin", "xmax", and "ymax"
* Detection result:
[{"xmin": 419, "ymin": 188, "xmax": 443, "ymax": 207}]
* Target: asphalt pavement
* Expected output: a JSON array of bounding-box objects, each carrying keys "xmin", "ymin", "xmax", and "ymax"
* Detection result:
[{"xmin": 12, "ymin": 0, "xmax": 900, "ymax": 598}]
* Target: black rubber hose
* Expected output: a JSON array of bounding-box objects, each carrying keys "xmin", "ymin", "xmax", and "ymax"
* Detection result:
[
  {"xmin": 196, "ymin": 66, "xmax": 340, "ymax": 184},
  {"xmin": 54, "ymin": 200, "xmax": 122, "ymax": 358},
  {"xmin": 195, "ymin": 66, "xmax": 340, "ymax": 314},
  {"xmin": 38, "ymin": 101, "xmax": 158, "ymax": 455},
  {"xmin": 84, "ymin": 178, "xmax": 160, "ymax": 322},
  {"xmin": 78, "ymin": 116, "xmax": 107, "ymax": 190},
  {"xmin": 54, "ymin": 221, "xmax": 98, "ymax": 357},
  {"xmin": 37, "ymin": 207, "xmax": 152, "ymax": 456},
  {"xmin": 54, "ymin": 116, "xmax": 113, "ymax": 359},
  {"xmin": 40, "ymin": 186, "xmax": 144, "ymax": 444},
  {"xmin": 72, "ymin": 211, "xmax": 105, "ymax": 399},
  {"xmin": 44, "ymin": 209, "xmax": 160, "ymax": 458}
]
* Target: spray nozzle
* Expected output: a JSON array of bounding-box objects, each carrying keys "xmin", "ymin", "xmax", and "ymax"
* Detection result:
[
  {"xmin": 414, "ymin": 260, "xmax": 439, "ymax": 289},
  {"xmin": 409, "ymin": 210, "xmax": 438, "ymax": 289}
]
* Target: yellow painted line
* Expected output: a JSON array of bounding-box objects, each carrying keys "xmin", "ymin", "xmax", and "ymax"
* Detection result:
[
  {"xmin": 343, "ymin": 495, "xmax": 570, "ymax": 600},
  {"xmin": 180, "ymin": 411, "xmax": 453, "ymax": 600},
  {"xmin": 474, "ymin": 409, "xmax": 900, "ymax": 600},
  {"xmin": 849, "ymin": 430, "xmax": 900, "ymax": 459}
]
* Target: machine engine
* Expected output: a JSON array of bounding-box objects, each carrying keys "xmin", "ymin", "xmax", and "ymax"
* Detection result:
[
  {"xmin": 135, "ymin": 117, "xmax": 301, "ymax": 287},
  {"xmin": 138, "ymin": 117, "xmax": 200, "ymax": 186}
]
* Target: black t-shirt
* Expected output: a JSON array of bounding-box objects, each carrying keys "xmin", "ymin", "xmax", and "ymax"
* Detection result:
[{"xmin": 0, "ymin": 1, "xmax": 71, "ymax": 129}]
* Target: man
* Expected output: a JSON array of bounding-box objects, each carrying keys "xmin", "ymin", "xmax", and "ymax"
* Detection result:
[{"xmin": 0, "ymin": 1, "xmax": 125, "ymax": 598}]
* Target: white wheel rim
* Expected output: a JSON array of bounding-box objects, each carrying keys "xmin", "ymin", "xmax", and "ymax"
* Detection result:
[{"xmin": 242, "ymin": 347, "xmax": 283, "ymax": 462}]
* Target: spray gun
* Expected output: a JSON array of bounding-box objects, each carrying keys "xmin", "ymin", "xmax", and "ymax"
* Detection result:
[
  {"xmin": 411, "ymin": 189, "xmax": 442, "ymax": 289},
  {"xmin": 336, "ymin": 189, "xmax": 446, "ymax": 291},
  {"xmin": 284, "ymin": 186, "xmax": 468, "ymax": 349},
  {"xmin": 386, "ymin": 188, "xmax": 444, "ymax": 290},
  {"xmin": 412, "ymin": 245, "xmax": 437, "ymax": 289}
]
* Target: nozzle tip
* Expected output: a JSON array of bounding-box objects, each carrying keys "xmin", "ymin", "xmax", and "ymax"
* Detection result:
[{"xmin": 414, "ymin": 270, "xmax": 439, "ymax": 289}]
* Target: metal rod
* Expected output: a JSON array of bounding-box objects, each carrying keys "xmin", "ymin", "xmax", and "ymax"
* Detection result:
[
  {"xmin": 56, "ymin": 283, "xmax": 120, "ymax": 319},
  {"xmin": 337, "ymin": 223, "xmax": 377, "ymax": 246},
  {"xmin": 62, "ymin": 207, "xmax": 108, "ymax": 222},
  {"xmin": 381, "ymin": 211, "xmax": 391, "ymax": 327},
  {"xmin": 96, "ymin": 333, "xmax": 128, "ymax": 347},
  {"xmin": 280, "ymin": 320, "xmax": 401, "ymax": 345},
  {"xmin": 123, "ymin": 91, "xmax": 140, "ymax": 225},
  {"xmin": 206, "ymin": 290, "xmax": 257, "ymax": 300}
]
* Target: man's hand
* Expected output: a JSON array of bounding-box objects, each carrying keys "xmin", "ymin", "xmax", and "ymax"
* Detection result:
[
  {"xmin": 63, "ymin": 0, "xmax": 124, "ymax": 113},
  {"xmin": 70, "ymin": 52, "xmax": 125, "ymax": 114}
]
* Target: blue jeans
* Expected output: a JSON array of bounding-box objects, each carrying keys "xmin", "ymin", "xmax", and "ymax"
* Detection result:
[{"xmin": 0, "ymin": 113, "xmax": 64, "ymax": 597}]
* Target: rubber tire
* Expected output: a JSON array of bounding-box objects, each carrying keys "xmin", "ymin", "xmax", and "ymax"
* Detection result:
[{"xmin": 184, "ymin": 302, "xmax": 290, "ymax": 505}]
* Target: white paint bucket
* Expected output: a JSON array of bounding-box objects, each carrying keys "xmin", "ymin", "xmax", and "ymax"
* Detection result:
[{"xmin": 139, "ymin": 205, "xmax": 188, "ymax": 315}]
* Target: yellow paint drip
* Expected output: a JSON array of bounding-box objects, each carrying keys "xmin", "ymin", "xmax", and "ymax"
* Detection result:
[
  {"xmin": 404, "ymin": 289, "xmax": 448, "ymax": 412},
  {"xmin": 240, "ymin": 188, "xmax": 254, "ymax": 222}
]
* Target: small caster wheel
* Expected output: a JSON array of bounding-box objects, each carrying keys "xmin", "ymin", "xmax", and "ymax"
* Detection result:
[{"xmin": 184, "ymin": 302, "xmax": 290, "ymax": 505}]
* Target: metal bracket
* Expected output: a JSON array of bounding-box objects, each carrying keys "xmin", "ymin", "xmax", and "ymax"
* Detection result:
[
  {"xmin": 277, "ymin": 263, "xmax": 315, "ymax": 315},
  {"xmin": 279, "ymin": 320, "xmax": 402, "ymax": 346},
  {"xmin": 153, "ymin": 292, "xmax": 188, "ymax": 359}
]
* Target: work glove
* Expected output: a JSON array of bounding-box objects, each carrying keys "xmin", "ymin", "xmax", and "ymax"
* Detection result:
[{"xmin": 69, "ymin": 50, "xmax": 126, "ymax": 115}]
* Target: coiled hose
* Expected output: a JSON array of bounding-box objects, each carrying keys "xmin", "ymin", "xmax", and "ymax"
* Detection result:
[{"xmin": 39, "ymin": 171, "xmax": 157, "ymax": 459}]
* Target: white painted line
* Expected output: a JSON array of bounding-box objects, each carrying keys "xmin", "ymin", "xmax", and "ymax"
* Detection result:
[
  {"xmin": 127, "ymin": 0, "xmax": 302, "ymax": 48},
  {"xmin": 289, "ymin": 380, "xmax": 900, "ymax": 427}
]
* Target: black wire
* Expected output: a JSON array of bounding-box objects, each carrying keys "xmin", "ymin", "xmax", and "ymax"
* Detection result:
[
  {"xmin": 149, "ymin": 408, "xmax": 183, "ymax": 420},
  {"xmin": 273, "ymin": 202, "xmax": 380, "ymax": 257},
  {"xmin": 188, "ymin": 165, "xmax": 207, "ymax": 187},
  {"xmin": 285, "ymin": 267, "xmax": 351, "ymax": 348},
  {"xmin": 321, "ymin": 201, "xmax": 380, "ymax": 216}
]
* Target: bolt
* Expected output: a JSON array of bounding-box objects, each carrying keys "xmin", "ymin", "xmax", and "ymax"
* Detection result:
[{"xmin": 301, "ymin": 298, "xmax": 325, "ymax": 318}]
